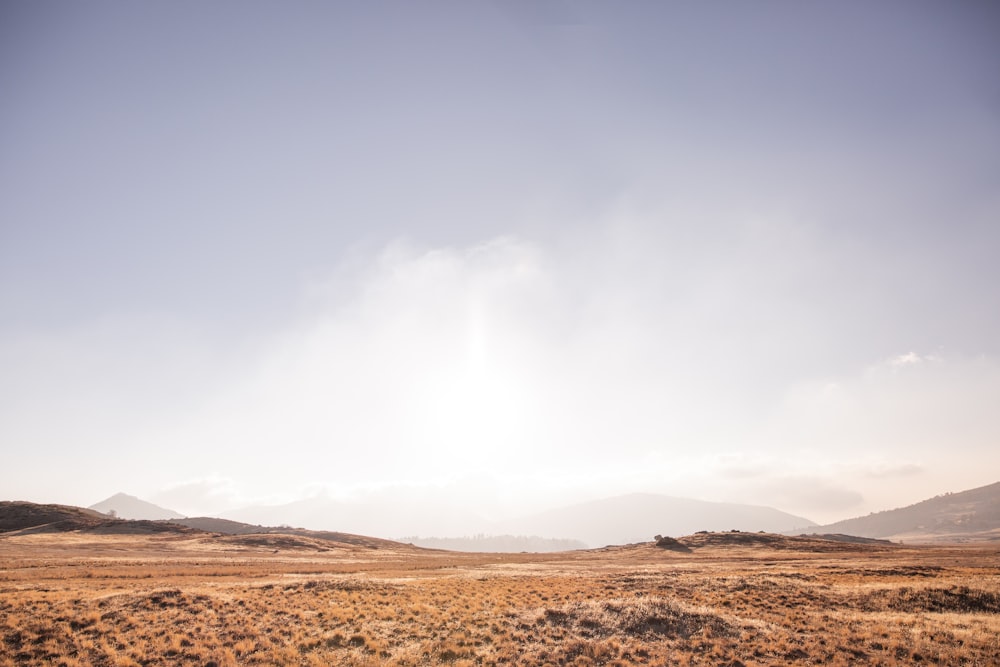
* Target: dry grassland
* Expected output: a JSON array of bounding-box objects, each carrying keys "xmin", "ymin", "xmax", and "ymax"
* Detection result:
[{"xmin": 2, "ymin": 532, "xmax": 999, "ymax": 666}]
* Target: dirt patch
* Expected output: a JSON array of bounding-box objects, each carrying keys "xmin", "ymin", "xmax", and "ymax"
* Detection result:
[
  {"xmin": 531, "ymin": 596, "xmax": 743, "ymax": 640},
  {"xmin": 216, "ymin": 534, "xmax": 332, "ymax": 551},
  {"xmin": 677, "ymin": 531, "xmax": 891, "ymax": 552}
]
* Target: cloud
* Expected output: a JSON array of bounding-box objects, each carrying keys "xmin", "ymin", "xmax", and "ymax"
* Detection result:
[
  {"xmin": 3, "ymin": 214, "xmax": 999, "ymax": 525},
  {"xmin": 886, "ymin": 352, "xmax": 939, "ymax": 369},
  {"xmin": 751, "ymin": 476, "xmax": 865, "ymax": 515},
  {"xmin": 752, "ymin": 352, "xmax": 1000, "ymax": 519},
  {"xmin": 889, "ymin": 352, "xmax": 920, "ymax": 367},
  {"xmin": 178, "ymin": 222, "xmax": 826, "ymax": 492},
  {"xmin": 773, "ymin": 353, "xmax": 1000, "ymax": 459},
  {"xmin": 153, "ymin": 238, "xmax": 565, "ymax": 487},
  {"xmin": 863, "ymin": 463, "xmax": 924, "ymax": 479},
  {"xmin": 150, "ymin": 477, "xmax": 246, "ymax": 517},
  {"xmin": 702, "ymin": 454, "xmax": 866, "ymax": 519}
]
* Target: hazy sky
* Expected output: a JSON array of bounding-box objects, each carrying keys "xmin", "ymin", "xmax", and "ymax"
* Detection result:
[{"xmin": 2, "ymin": 1, "xmax": 999, "ymax": 526}]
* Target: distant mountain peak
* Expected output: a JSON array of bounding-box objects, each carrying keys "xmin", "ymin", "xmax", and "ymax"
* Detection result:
[
  {"xmin": 104, "ymin": 492, "xmax": 139, "ymax": 502},
  {"xmin": 89, "ymin": 493, "xmax": 183, "ymax": 521}
]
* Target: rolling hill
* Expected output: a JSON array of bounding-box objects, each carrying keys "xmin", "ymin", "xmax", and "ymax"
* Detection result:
[
  {"xmin": 788, "ymin": 481, "xmax": 1000, "ymax": 542},
  {"xmin": 0, "ymin": 501, "xmax": 194, "ymax": 536},
  {"xmin": 0, "ymin": 501, "xmax": 108, "ymax": 533},
  {"xmin": 0, "ymin": 500, "xmax": 411, "ymax": 550},
  {"xmin": 173, "ymin": 516, "xmax": 407, "ymax": 549}
]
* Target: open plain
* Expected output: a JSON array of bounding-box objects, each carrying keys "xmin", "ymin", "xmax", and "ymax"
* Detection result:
[{"xmin": 2, "ymin": 531, "xmax": 999, "ymax": 666}]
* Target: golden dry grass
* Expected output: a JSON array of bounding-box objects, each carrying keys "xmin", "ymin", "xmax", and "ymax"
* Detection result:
[{"xmin": 2, "ymin": 532, "xmax": 999, "ymax": 665}]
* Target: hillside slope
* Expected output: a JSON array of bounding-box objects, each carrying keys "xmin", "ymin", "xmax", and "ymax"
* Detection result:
[
  {"xmin": 0, "ymin": 501, "xmax": 194, "ymax": 535},
  {"xmin": 0, "ymin": 502, "xmax": 409, "ymax": 549},
  {"xmin": 0, "ymin": 501, "xmax": 107, "ymax": 532},
  {"xmin": 173, "ymin": 517, "xmax": 412, "ymax": 549},
  {"xmin": 788, "ymin": 481, "xmax": 1000, "ymax": 542}
]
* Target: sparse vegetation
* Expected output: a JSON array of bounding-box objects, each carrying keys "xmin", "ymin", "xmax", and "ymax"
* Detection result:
[{"xmin": 1, "ymin": 531, "xmax": 999, "ymax": 666}]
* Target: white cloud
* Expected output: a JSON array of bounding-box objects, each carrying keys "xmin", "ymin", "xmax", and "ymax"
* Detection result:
[
  {"xmin": 887, "ymin": 351, "xmax": 939, "ymax": 368},
  {"xmin": 889, "ymin": 351, "xmax": 921, "ymax": 367},
  {"xmin": 153, "ymin": 238, "xmax": 562, "ymax": 488}
]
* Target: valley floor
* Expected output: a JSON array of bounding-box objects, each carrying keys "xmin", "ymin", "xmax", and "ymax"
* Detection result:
[{"xmin": 2, "ymin": 532, "xmax": 999, "ymax": 666}]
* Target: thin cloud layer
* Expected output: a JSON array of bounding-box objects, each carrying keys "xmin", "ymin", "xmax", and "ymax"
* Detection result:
[{"xmin": 6, "ymin": 214, "xmax": 997, "ymax": 525}]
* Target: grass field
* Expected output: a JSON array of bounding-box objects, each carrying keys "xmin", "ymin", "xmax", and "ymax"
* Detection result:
[{"xmin": 2, "ymin": 531, "xmax": 999, "ymax": 666}]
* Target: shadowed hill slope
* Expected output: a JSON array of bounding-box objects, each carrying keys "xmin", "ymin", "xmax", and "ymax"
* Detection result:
[
  {"xmin": 0, "ymin": 501, "xmax": 108, "ymax": 532},
  {"xmin": 173, "ymin": 516, "xmax": 268, "ymax": 535},
  {"xmin": 169, "ymin": 517, "xmax": 412, "ymax": 549},
  {"xmin": 0, "ymin": 501, "xmax": 197, "ymax": 535},
  {"xmin": 0, "ymin": 502, "xmax": 406, "ymax": 549},
  {"xmin": 676, "ymin": 531, "xmax": 895, "ymax": 552}
]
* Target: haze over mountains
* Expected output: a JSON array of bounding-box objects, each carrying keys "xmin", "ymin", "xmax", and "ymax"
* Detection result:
[
  {"xmin": 85, "ymin": 484, "xmax": 1000, "ymax": 547},
  {"xmin": 9, "ymin": 480, "xmax": 1000, "ymax": 549},
  {"xmin": 220, "ymin": 494, "xmax": 485, "ymax": 541},
  {"xmin": 402, "ymin": 535, "xmax": 588, "ymax": 553},
  {"xmin": 493, "ymin": 494, "xmax": 815, "ymax": 547},
  {"xmin": 221, "ymin": 493, "xmax": 817, "ymax": 547},
  {"xmin": 88, "ymin": 490, "xmax": 813, "ymax": 548}
]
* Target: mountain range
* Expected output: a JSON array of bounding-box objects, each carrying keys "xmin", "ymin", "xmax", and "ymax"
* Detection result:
[
  {"xmin": 78, "ymin": 480, "xmax": 1000, "ymax": 548},
  {"xmin": 0, "ymin": 500, "xmax": 402, "ymax": 549},
  {"xmin": 89, "ymin": 490, "xmax": 814, "ymax": 548},
  {"xmin": 492, "ymin": 493, "xmax": 815, "ymax": 547}
]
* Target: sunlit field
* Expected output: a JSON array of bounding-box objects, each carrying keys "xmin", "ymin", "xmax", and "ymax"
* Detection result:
[{"xmin": 2, "ymin": 532, "xmax": 999, "ymax": 666}]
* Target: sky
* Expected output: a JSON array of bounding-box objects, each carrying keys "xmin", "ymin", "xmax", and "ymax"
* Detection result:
[{"xmin": 2, "ymin": 1, "xmax": 999, "ymax": 528}]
